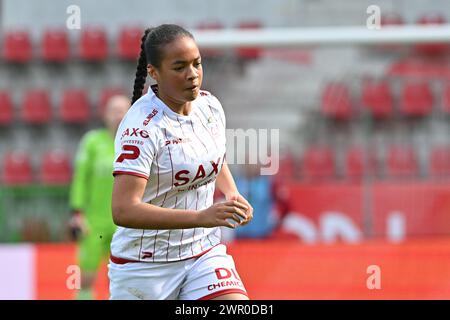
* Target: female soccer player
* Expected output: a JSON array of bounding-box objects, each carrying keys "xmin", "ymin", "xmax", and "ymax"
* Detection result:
[{"xmin": 109, "ymin": 24, "xmax": 254, "ymax": 300}]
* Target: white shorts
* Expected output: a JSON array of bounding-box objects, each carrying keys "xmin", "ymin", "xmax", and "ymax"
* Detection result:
[{"xmin": 108, "ymin": 244, "xmax": 248, "ymax": 300}]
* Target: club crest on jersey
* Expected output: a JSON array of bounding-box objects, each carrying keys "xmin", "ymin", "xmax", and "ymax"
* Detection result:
[
  {"xmin": 143, "ymin": 109, "xmax": 158, "ymax": 126},
  {"xmin": 207, "ymin": 118, "xmax": 219, "ymax": 137}
]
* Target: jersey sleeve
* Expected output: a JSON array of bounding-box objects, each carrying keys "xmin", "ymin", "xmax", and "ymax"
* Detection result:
[
  {"xmin": 113, "ymin": 124, "xmax": 159, "ymax": 180},
  {"xmin": 69, "ymin": 131, "xmax": 94, "ymax": 211}
]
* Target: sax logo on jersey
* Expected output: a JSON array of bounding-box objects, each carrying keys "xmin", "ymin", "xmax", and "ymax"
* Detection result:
[
  {"xmin": 143, "ymin": 109, "xmax": 158, "ymax": 126},
  {"xmin": 120, "ymin": 127, "xmax": 149, "ymax": 140},
  {"xmin": 174, "ymin": 157, "xmax": 222, "ymax": 188}
]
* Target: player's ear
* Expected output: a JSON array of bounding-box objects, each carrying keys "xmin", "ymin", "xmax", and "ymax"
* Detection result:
[{"xmin": 148, "ymin": 64, "xmax": 159, "ymax": 81}]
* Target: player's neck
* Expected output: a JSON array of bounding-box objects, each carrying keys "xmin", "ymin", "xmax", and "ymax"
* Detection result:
[{"xmin": 157, "ymin": 91, "xmax": 192, "ymax": 116}]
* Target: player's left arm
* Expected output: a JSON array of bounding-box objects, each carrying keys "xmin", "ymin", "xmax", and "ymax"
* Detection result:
[{"xmin": 215, "ymin": 160, "xmax": 253, "ymax": 225}]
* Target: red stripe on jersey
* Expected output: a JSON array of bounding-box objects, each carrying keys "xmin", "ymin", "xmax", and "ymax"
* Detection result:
[
  {"xmin": 109, "ymin": 255, "xmax": 139, "ymax": 264},
  {"xmin": 207, "ymin": 104, "xmax": 217, "ymax": 121},
  {"xmin": 220, "ymin": 153, "xmax": 226, "ymax": 171},
  {"xmin": 190, "ymin": 119, "xmax": 208, "ymax": 154},
  {"xmin": 165, "ymin": 229, "xmax": 171, "ymax": 262},
  {"xmin": 162, "ymin": 127, "xmax": 175, "ymax": 261},
  {"xmin": 195, "ymin": 112, "xmax": 218, "ymax": 149},
  {"xmin": 208, "ymin": 103, "xmax": 224, "ymax": 127},
  {"xmin": 195, "ymin": 190, "xmax": 204, "ymax": 252},
  {"xmin": 155, "ymin": 152, "xmax": 160, "ymax": 197},
  {"xmin": 152, "ymin": 230, "xmax": 159, "ymax": 262},
  {"xmin": 163, "ymin": 128, "xmax": 174, "ymax": 186},
  {"xmin": 179, "ymin": 228, "xmax": 184, "ymax": 259},
  {"xmin": 110, "ymin": 243, "xmax": 223, "ymax": 264},
  {"xmin": 164, "ymin": 112, "xmax": 187, "ymax": 162},
  {"xmin": 170, "ymin": 196, "xmax": 178, "ymax": 260},
  {"xmin": 198, "ymin": 289, "xmax": 248, "ymax": 300},
  {"xmin": 113, "ymin": 170, "xmax": 148, "ymax": 180},
  {"xmin": 138, "ymin": 229, "xmax": 145, "ymax": 262},
  {"xmin": 187, "ymin": 196, "xmax": 195, "ymax": 256},
  {"xmin": 178, "ymin": 116, "xmax": 199, "ymax": 158},
  {"xmin": 151, "ymin": 152, "xmax": 161, "ymax": 262},
  {"xmin": 204, "ymin": 187, "xmax": 214, "ymax": 247}
]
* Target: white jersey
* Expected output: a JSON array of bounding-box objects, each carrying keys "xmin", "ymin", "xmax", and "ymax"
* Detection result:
[{"xmin": 111, "ymin": 85, "xmax": 226, "ymax": 263}]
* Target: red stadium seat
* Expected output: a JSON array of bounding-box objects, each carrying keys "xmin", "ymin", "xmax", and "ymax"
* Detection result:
[
  {"xmin": 79, "ymin": 27, "xmax": 108, "ymax": 61},
  {"xmin": 321, "ymin": 82, "xmax": 353, "ymax": 120},
  {"xmin": 41, "ymin": 28, "xmax": 69, "ymax": 62},
  {"xmin": 415, "ymin": 14, "xmax": 448, "ymax": 55},
  {"xmin": 2, "ymin": 151, "xmax": 33, "ymax": 185},
  {"xmin": 60, "ymin": 89, "xmax": 90, "ymax": 124},
  {"xmin": 302, "ymin": 146, "xmax": 335, "ymax": 180},
  {"xmin": 385, "ymin": 145, "xmax": 418, "ymax": 178},
  {"xmin": 0, "ymin": 91, "xmax": 13, "ymax": 125},
  {"xmin": 21, "ymin": 89, "xmax": 52, "ymax": 124},
  {"xmin": 195, "ymin": 22, "xmax": 225, "ymax": 58},
  {"xmin": 235, "ymin": 21, "xmax": 263, "ymax": 60},
  {"xmin": 39, "ymin": 150, "xmax": 72, "ymax": 185},
  {"xmin": 430, "ymin": 146, "xmax": 450, "ymax": 177},
  {"xmin": 345, "ymin": 146, "xmax": 377, "ymax": 179},
  {"xmin": 3, "ymin": 30, "xmax": 32, "ymax": 63},
  {"xmin": 97, "ymin": 87, "xmax": 126, "ymax": 118},
  {"xmin": 117, "ymin": 26, "xmax": 143, "ymax": 60},
  {"xmin": 400, "ymin": 82, "xmax": 433, "ymax": 117},
  {"xmin": 361, "ymin": 79, "xmax": 393, "ymax": 119}
]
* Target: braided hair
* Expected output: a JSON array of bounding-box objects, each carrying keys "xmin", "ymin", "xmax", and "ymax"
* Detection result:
[{"xmin": 131, "ymin": 24, "xmax": 194, "ymax": 105}]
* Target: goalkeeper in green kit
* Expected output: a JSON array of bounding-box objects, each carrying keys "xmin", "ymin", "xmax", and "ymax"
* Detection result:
[{"xmin": 69, "ymin": 95, "xmax": 130, "ymax": 300}]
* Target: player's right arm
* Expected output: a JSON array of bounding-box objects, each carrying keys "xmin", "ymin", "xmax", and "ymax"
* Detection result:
[{"xmin": 111, "ymin": 174, "xmax": 248, "ymax": 229}]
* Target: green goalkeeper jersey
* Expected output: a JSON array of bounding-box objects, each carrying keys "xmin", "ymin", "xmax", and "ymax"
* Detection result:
[{"xmin": 70, "ymin": 128, "xmax": 116, "ymax": 229}]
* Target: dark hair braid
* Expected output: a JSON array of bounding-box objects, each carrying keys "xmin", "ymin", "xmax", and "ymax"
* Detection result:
[
  {"xmin": 131, "ymin": 24, "xmax": 194, "ymax": 105},
  {"xmin": 131, "ymin": 28, "xmax": 152, "ymax": 105}
]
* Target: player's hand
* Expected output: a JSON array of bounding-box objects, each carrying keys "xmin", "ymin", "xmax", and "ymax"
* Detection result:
[
  {"xmin": 198, "ymin": 200, "xmax": 249, "ymax": 229},
  {"xmin": 68, "ymin": 210, "xmax": 89, "ymax": 241},
  {"xmin": 226, "ymin": 193, "xmax": 254, "ymax": 226}
]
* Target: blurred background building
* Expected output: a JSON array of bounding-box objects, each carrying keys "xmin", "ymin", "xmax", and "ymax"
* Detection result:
[{"xmin": 1, "ymin": 0, "xmax": 450, "ymax": 299}]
